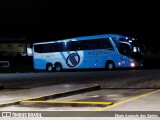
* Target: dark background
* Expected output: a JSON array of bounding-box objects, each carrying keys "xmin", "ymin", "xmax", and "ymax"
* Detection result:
[
  {"xmin": 0, "ymin": 0, "xmax": 160, "ymax": 71},
  {"xmin": 0, "ymin": 0, "xmax": 160, "ymax": 52}
]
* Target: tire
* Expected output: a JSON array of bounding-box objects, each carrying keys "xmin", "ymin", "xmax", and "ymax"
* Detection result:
[
  {"xmin": 106, "ymin": 61, "xmax": 115, "ymax": 70},
  {"xmin": 46, "ymin": 64, "xmax": 53, "ymax": 72},
  {"xmin": 55, "ymin": 63, "xmax": 62, "ymax": 72}
]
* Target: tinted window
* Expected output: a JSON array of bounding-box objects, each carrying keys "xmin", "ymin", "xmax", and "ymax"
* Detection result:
[
  {"xmin": 34, "ymin": 43, "xmax": 61, "ymax": 53},
  {"xmin": 42, "ymin": 44, "xmax": 50, "ymax": 53},
  {"xmin": 34, "ymin": 38, "xmax": 114, "ymax": 53},
  {"xmin": 34, "ymin": 44, "xmax": 43, "ymax": 53},
  {"xmin": 53, "ymin": 43, "xmax": 62, "ymax": 52},
  {"xmin": 72, "ymin": 41, "xmax": 85, "ymax": 51},
  {"xmin": 85, "ymin": 39, "xmax": 98, "ymax": 50},
  {"xmin": 85, "ymin": 38, "xmax": 113, "ymax": 50},
  {"xmin": 48, "ymin": 43, "xmax": 55, "ymax": 52},
  {"xmin": 119, "ymin": 38, "xmax": 127, "ymax": 42},
  {"xmin": 61, "ymin": 41, "xmax": 74, "ymax": 51},
  {"xmin": 118, "ymin": 43, "xmax": 131, "ymax": 56},
  {"xmin": 99, "ymin": 38, "xmax": 113, "ymax": 49}
]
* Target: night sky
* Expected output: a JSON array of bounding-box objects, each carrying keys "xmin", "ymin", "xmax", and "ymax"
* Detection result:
[{"xmin": 0, "ymin": 0, "xmax": 160, "ymax": 52}]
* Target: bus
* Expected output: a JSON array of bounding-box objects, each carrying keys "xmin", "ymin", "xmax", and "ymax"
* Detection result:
[{"xmin": 33, "ymin": 34, "xmax": 143, "ymax": 72}]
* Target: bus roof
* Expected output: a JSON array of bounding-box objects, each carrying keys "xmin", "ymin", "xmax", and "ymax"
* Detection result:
[
  {"xmin": 33, "ymin": 34, "xmax": 130, "ymax": 45},
  {"xmin": 75, "ymin": 34, "xmax": 127, "ymax": 40}
]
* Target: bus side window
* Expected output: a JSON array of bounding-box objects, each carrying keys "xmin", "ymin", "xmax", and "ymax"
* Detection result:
[
  {"xmin": 61, "ymin": 41, "xmax": 73, "ymax": 51},
  {"xmin": 34, "ymin": 45, "xmax": 42, "ymax": 53},
  {"xmin": 54, "ymin": 43, "xmax": 62, "ymax": 52},
  {"xmin": 99, "ymin": 39, "xmax": 106, "ymax": 49},
  {"xmin": 42, "ymin": 44, "xmax": 49, "ymax": 53},
  {"xmin": 86, "ymin": 40, "xmax": 98, "ymax": 50},
  {"xmin": 49, "ymin": 43, "xmax": 55, "ymax": 52},
  {"xmin": 66, "ymin": 41, "xmax": 73, "ymax": 51},
  {"xmin": 73, "ymin": 41, "xmax": 84, "ymax": 51},
  {"xmin": 99, "ymin": 38, "xmax": 114, "ymax": 50}
]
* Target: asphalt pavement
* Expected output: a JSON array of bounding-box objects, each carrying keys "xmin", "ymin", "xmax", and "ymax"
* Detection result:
[{"xmin": 0, "ymin": 69, "xmax": 160, "ymax": 120}]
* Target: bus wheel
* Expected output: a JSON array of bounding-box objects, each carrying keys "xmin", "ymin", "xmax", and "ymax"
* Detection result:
[
  {"xmin": 55, "ymin": 63, "xmax": 62, "ymax": 72},
  {"xmin": 46, "ymin": 64, "xmax": 53, "ymax": 72},
  {"xmin": 106, "ymin": 61, "xmax": 115, "ymax": 70}
]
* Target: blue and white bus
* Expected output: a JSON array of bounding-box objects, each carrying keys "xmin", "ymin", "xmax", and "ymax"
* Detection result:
[{"xmin": 33, "ymin": 34, "xmax": 143, "ymax": 72}]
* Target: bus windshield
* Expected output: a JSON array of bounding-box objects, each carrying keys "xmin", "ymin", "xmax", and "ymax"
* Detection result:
[
  {"xmin": 118, "ymin": 43, "xmax": 131, "ymax": 56},
  {"xmin": 118, "ymin": 42, "xmax": 142, "ymax": 60}
]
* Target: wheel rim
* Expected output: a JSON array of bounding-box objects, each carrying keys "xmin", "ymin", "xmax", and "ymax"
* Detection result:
[
  {"xmin": 48, "ymin": 65, "xmax": 53, "ymax": 72},
  {"xmin": 56, "ymin": 65, "xmax": 61, "ymax": 71},
  {"xmin": 108, "ymin": 63, "xmax": 114, "ymax": 70}
]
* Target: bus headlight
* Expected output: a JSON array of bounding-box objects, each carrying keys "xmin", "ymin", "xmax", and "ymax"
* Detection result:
[{"xmin": 131, "ymin": 63, "xmax": 135, "ymax": 67}]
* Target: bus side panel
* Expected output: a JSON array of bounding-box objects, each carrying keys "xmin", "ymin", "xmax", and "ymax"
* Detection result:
[
  {"xmin": 86, "ymin": 49, "xmax": 121, "ymax": 68},
  {"xmin": 55, "ymin": 49, "xmax": 122, "ymax": 69},
  {"xmin": 33, "ymin": 52, "xmax": 48, "ymax": 70},
  {"xmin": 57, "ymin": 51, "xmax": 86, "ymax": 69},
  {"xmin": 34, "ymin": 58, "xmax": 47, "ymax": 70}
]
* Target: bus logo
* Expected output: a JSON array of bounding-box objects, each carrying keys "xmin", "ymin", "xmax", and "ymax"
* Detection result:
[{"xmin": 66, "ymin": 53, "xmax": 80, "ymax": 67}]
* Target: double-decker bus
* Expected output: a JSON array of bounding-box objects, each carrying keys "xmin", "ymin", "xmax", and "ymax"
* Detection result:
[{"xmin": 33, "ymin": 34, "xmax": 143, "ymax": 72}]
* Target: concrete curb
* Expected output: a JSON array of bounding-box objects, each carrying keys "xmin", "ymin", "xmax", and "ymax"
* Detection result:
[
  {"xmin": 20, "ymin": 100, "xmax": 113, "ymax": 107},
  {"xmin": 0, "ymin": 84, "xmax": 100, "ymax": 107},
  {"xmin": 27, "ymin": 84, "xmax": 101, "ymax": 101}
]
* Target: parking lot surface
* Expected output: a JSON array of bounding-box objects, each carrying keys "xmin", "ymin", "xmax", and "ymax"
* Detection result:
[{"xmin": 0, "ymin": 69, "xmax": 160, "ymax": 120}]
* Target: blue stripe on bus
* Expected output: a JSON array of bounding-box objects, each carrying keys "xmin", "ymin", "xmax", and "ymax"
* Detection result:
[{"xmin": 34, "ymin": 59, "xmax": 47, "ymax": 70}]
